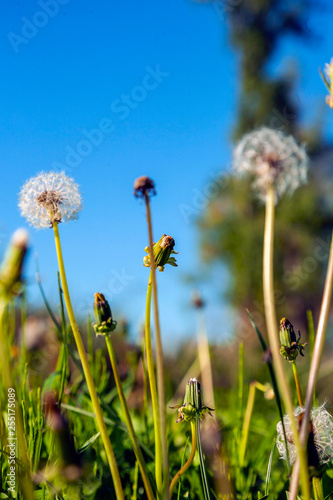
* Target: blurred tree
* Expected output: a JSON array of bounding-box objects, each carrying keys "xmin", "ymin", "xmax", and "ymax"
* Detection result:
[
  {"xmin": 227, "ymin": 0, "xmax": 310, "ymax": 140},
  {"xmin": 197, "ymin": 0, "xmax": 333, "ymax": 334}
]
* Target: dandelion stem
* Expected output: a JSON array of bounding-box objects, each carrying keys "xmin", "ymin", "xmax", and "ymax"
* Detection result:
[
  {"xmin": 263, "ymin": 185, "xmax": 310, "ymax": 500},
  {"xmin": 144, "ymin": 192, "xmax": 169, "ymax": 498},
  {"xmin": 104, "ymin": 333, "xmax": 155, "ymax": 500},
  {"xmin": 291, "ymin": 361, "xmax": 303, "ymax": 407},
  {"xmin": 289, "ymin": 231, "xmax": 333, "ymax": 499},
  {"xmin": 312, "ymin": 477, "xmax": 324, "ymax": 500},
  {"xmin": 169, "ymin": 421, "xmax": 197, "ymax": 497},
  {"xmin": 52, "ymin": 222, "xmax": 124, "ymax": 500},
  {"xmin": 145, "ymin": 268, "xmax": 163, "ymax": 496}
]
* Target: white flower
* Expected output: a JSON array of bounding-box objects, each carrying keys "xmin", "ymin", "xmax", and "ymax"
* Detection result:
[
  {"xmin": 233, "ymin": 127, "xmax": 308, "ymax": 203},
  {"xmin": 18, "ymin": 172, "xmax": 83, "ymax": 229},
  {"xmin": 276, "ymin": 405, "xmax": 333, "ymax": 466}
]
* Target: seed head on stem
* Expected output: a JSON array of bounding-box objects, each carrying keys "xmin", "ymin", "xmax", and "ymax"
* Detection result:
[
  {"xmin": 233, "ymin": 127, "xmax": 308, "ymax": 203},
  {"xmin": 133, "ymin": 176, "xmax": 156, "ymax": 199},
  {"xmin": 19, "ymin": 171, "xmax": 83, "ymax": 228}
]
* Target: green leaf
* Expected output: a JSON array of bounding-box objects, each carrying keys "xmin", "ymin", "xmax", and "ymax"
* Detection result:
[{"xmin": 77, "ymin": 432, "xmax": 101, "ymax": 453}]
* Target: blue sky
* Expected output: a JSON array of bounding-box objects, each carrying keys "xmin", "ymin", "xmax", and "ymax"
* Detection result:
[{"xmin": 1, "ymin": 0, "xmax": 332, "ymax": 347}]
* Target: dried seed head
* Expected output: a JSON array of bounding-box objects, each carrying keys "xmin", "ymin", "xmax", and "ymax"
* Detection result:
[
  {"xmin": 233, "ymin": 127, "xmax": 308, "ymax": 203},
  {"xmin": 192, "ymin": 290, "xmax": 205, "ymax": 309},
  {"xmin": 19, "ymin": 171, "xmax": 83, "ymax": 229},
  {"xmin": 133, "ymin": 176, "xmax": 156, "ymax": 198},
  {"xmin": 277, "ymin": 405, "xmax": 333, "ymax": 468}
]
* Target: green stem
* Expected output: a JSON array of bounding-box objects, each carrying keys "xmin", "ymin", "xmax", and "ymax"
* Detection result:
[
  {"xmin": 144, "ymin": 193, "xmax": 169, "ymax": 498},
  {"xmin": 145, "ymin": 269, "xmax": 163, "ymax": 496},
  {"xmin": 312, "ymin": 476, "xmax": 324, "ymax": 500},
  {"xmin": 263, "ymin": 186, "xmax": 310, "ymax": 500},
  {"xmin": 104, "ymin": 333, "xmax": 155, "ymax": 500},
  {"xmin": 52, "ymin": 222, "xmax": 124, "ymax": 500},
  {"xmin": 290, "ymin": 231, "xmax": 333, "ymax": 499},
  {"xmin": 169, "ymin": 421, "xmax": 197, "ymax": 497},
  {"xmin": 291, "ymin": 361, "xmax": 303, "ymax": 407},
  {"xmin": 239, "ymin": 381, "xmax": 256, "ymax": 467}
]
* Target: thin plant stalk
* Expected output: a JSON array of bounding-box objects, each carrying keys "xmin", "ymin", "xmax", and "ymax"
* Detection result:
[
  {"xmin": 145, "ymin": 268, "xmax": 163, "ymax": 495},
  {"xmin": 144, "ymin": 192, "xmax": 169, "ymax": 497},
  {"xmin": 239, "ymin": 381, "xmax": 256, "ymax": 467},
  {"xmin": 289, "ymin": 231, "xmax": 333, "ymax": 500},
  {"xmin": 52, "ymin": 222, "xmax": 124, "ymax": 500},
  {"xmin": 263, "ymin": 185, "xmax": 310, "ymax": 500},
  {"xmin": 312, "ymin": 477, "xmax": 324, "ymax": 500},
  {"xmin": 104, "ymin": 333, "xmax": 155, "ymax": 500},
  {"xmin": 0, "ymin": 300, "xmax": 35, "ymax": 500},
  {"xmin": 169, "ymin": 421, "xmax": 197, "ymax": 497},
  {"xmin": 238, "ymin": 343, "xmax": 244, "ymax": 440},
  {"xmin": 196, "ymin": 307, "xmax": 215, "ymax": 412},
  {"xmin": 291, "ymin": 361, "xmax": 303, "ymax": 407},
  {"xmin": 239, "ymin": 381, "xmax": 267, "ymax": 467}
]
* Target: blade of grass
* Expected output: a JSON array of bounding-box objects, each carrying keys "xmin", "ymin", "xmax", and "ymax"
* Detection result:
[{"xmin": 246, "ymin": 309, "xmax": 290, "ymax": 469}]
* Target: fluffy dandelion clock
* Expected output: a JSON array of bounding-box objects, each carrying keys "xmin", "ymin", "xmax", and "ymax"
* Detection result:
[
  {"xmin": 233, "ymin": 127, "xmax": 309, "ymax": 203},
  {"xmin": 19, "ymin": 171, "xmax": 83, "ymax": 228},
  {"xmin": 277, "ymin": 405, "xmax": 333, "ymax": 467}
]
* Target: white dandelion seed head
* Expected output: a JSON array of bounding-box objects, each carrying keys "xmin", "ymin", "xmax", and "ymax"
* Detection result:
[
  {"xmin": 233, "ymin": 127, "xmax": 309, "ymax": 203},
  {"xmin": 276, "ymin": 405, "xmax": 333, "ymax": 466},
  {"xmin": 18, "ymin": 171, "xmax": 83, "ymax": 229}
]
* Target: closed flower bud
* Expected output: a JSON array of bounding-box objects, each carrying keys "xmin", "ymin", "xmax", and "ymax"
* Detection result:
[
  {"xmin": 0, "ymin": 229, "xmax": 29, "ymax": 298},
  {"xmin": 143, "ymin": 234, "xmax": 178, "ymax": 272},
  {"xmin": 320, "ymin": 59, "xmax": 333, "ymax": 109},
  {"xmin": 279, "ymin": 318, "xmax": 307, "ymax": 361},
  {"xmin": 93, "ymin": 293, "xmax": 117, "ymax": 336},
  {"xmin": 171, "ymin": 378, "xmax": 214, "ymax": 423}
]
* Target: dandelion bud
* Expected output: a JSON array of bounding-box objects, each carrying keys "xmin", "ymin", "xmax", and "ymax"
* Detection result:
[
  {"xmin": 279, "ymin": 317, "xmax": 306, "ymax": 361},
  {"xmin": 93, "ymin": 293, "xmax": 117, "ymax": 336},
  {"xmin": 320, "ymin": 59, "xmax": 333, "ymax": 109},
  {"xmin": 133, "ymin": 176, "xmax": 156, "ymax": 198},
  {"xmin": 0, "ymin": 229, "xmax": 29, "ymax": 297},
  {"xmin": 143, "ymin": 234, "xmax": 178, "ymax": 272},
  {"xmin": 170, "ymin": 378, "xmax": 214, "ymax": 423}
]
